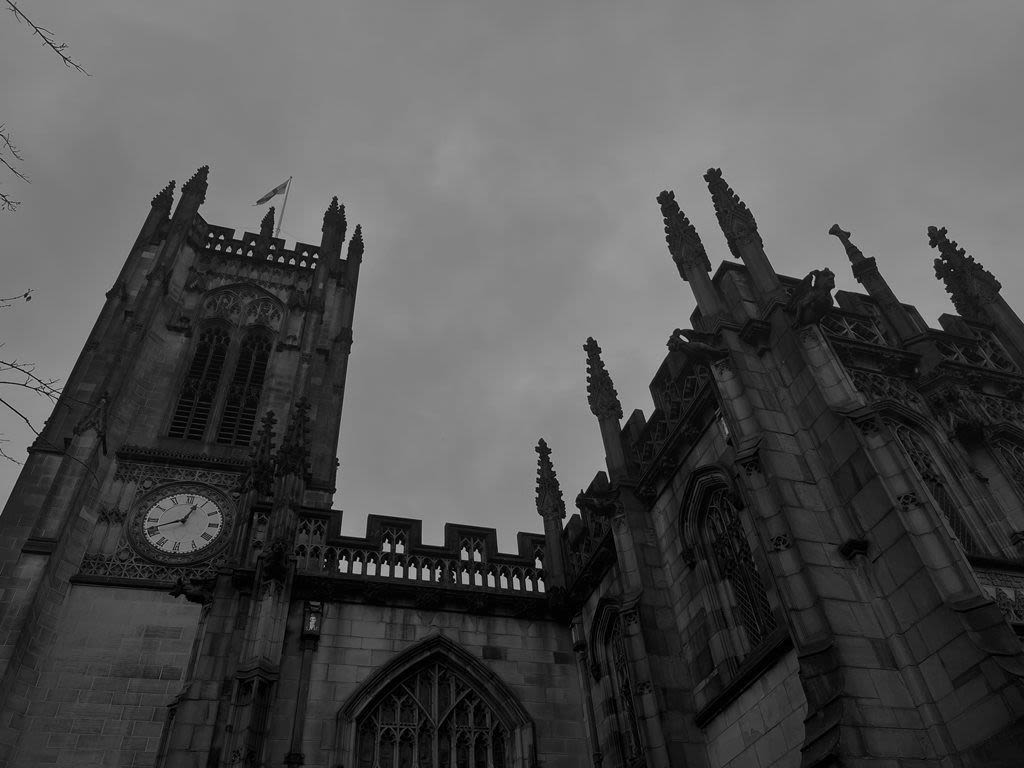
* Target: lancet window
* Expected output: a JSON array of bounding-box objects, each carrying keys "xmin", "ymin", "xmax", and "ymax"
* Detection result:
[
  {"xmin": 606, "ymin": 614, "xmax": 644, "ymax": 766},
  {"xmin": 216, "ymin": 332, "xmax": 272, "ymax": 446},
  {"xmin": 354, "ymin": 660, "xmax": 509, "ymax": 768},
  {"xmin": 890, "ymin": 422, "xmax": 981, "ymax": 553},
  {"xmin": 703, "ymin": 487, "xmax": 777, "ymax": 650},
  {"xmin": 994, "ymin": 438, "xmax": 1024, "ymax": 500},
  {"xmin": 169, "ymin": 326, "xmax": 230, "ymax": 440}
]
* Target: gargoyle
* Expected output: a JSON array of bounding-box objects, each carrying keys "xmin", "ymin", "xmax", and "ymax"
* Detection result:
[
  {"xmin": 786, "ymin": 268, "xmax": 835, "ymax": 328},
  {"xmin": 169, "ymin": 576, "xmax": 214, "ymax": 605},
  {"xmin": 666, "ymin": 328, "xmax": 729, "ymax": 363}
]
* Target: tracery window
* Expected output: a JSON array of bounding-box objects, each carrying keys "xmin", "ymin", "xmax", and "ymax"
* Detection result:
[
  {"xmin": 703, "ymin": 487, "xmax": 777, "ymax": 650},
  {"xmin": 169, "ymin": 326, "xmax": 230, "ymax": 440},
  {"xmin": 891, "ymin": 422, "xmax": 981, "ymax": 553},
  {"xmin": 607, "ymin": 614, "xmax": 644, "ymax": 766},
  {"xmin": 994, "ymin": 438, "xmax": 1024, "ymax": 500},
  {"xmin": 355, "ymin": 660, "xmax": 509, "ymax": 768},
  {"xmin": 216, "ymin": 332, "xmax": 272, "ymax": 445}
]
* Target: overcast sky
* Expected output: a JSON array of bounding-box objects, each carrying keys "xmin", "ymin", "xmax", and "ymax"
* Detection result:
[{"xmin": 2, "ymin": 1, "xmax": 1023, "ymax": 550}]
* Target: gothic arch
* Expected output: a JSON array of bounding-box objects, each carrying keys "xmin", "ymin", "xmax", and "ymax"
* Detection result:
[
  {"xmin": 200, "ymin": 283, "xmax": 285, "ymax": 331},
  {"xmin": 336, "ymin": 633, "xmax": 535, "ymax": 768}
]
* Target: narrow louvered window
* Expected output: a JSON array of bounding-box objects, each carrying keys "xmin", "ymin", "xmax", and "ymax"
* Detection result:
[
  {"xmin": 705, "ymin": 487, "xmax": 777, "ymax": 649},
  {"xmin": 169, "ymin": 327, "xmax": 230, "ymax": 440},
  {"xmin": 217, "ymin": 333, "xmax": 271, "ymax": 446}
]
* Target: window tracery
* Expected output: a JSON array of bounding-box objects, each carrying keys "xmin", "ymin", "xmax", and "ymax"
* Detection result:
[
  {"xmin": 703, "ymin": 487, "xmax": 777, "ymax": 649},
  {"xmin": 354, "ymin": 660, "xmax": 509, "ymax": 768},
  {"xmin": 607, "ymin": 614, "xmax": 644, "ymax": 766},
  {"xmin": 890, "ymin": 422, "xmax": 981, "ymax": 553},
  {"xmin": 994, "ymin": 438, "xmax": 1024, "ymax": 500}
]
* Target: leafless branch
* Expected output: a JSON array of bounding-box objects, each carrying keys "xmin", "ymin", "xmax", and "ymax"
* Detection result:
[
  {"xmin": 0, "ymin": 191, "xmax": 19, "ymax": 212},
  {"xmin": 6, "ymin": 1, "xmax": 89, "ymax": 75},
  {"xmin": 0, "ymin": 289, "xmax": 33, "ymax": 308}
]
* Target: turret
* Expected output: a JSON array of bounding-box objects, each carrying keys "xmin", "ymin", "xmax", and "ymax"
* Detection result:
[
  {"xmin": 146, "ymin": 165, "xmax": 208, "ymax": 294},
  {"xmin": 704, "ymin": 167, "xmax": 781, "ymax": 301},
  {"xmin": 130, "ymin": 180, "xmax": 174, "ymax": 254},
  {"xmin": 584, "ymin": 337, "xmax": 628, "ymax": 481},
  {"xmin": 534, "ymin": 438, "xmax": 567, "ymax": 592},
  {"xmin": 255, "ymin": 206, "xmax": 275, "ymax": 259},
  {"xmin": 829, "ymin": 224, "xmax": 917, "ymax": 342},
  {"xmin": 657, "ymin": 189, "xmax": 723, "ymax": 317}
]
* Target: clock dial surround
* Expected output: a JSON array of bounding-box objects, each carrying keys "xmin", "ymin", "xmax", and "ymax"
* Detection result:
[{"xmin": 129, "ymin": 483, "xmax": 234, "ymax": 565}]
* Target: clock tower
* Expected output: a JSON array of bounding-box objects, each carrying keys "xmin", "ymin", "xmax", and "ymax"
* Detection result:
[{"xmin": 0, "ymin": 166, "xmax": 362, "ymax": 767}]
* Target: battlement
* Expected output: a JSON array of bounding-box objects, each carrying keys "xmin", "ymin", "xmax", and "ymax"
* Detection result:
[{"xmin": 188, "ymin": 214, "xmax": 321, "ymax": 271}]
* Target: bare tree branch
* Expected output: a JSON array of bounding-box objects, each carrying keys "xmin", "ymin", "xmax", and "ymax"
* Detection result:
[
  {"xmin": 0, "ymin": 289, "xmax": 33, "ymax": 308},
  {"xmin": 6, "ymin": 1, "xmax": 89, "ymax": 75}
]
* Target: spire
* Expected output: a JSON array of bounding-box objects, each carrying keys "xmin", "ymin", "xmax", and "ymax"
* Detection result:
[
  {"xmin": 584, "ymin": 337, "xmax": 622, "ymax": 421},
  {"xmin": 657, "ymin": 190, "xmax": 710, "ymax": 278},
  {"xmin": 704, "ymin": 167, "xmax": 762, "ymax": 259},
  {"xmin": 535, "ymin": 438, "xmax": 566, "ymax": 520},
  {"xmin": 347, "ymin": 224, "xmax": 364, "ymax": 263},
  {"xmin": 323, "ymin": 196, "xmax": 347, "ymax": 240},
  {"xmin": 181, "ymin": 165, "xmax": 209, "ymax": 204},
  {"xmin": 928, "ymin": 226, "xmax": 1001, "ymax": 319},
  {"xmin": 276, "ymin": 398, "xmax": 311, "ymax": 478},
  {"xmin": 828, "ymin": 224, "xmax": 866, "ymax": 265},
  {"xmin": 260, "ymin": 206, "xmax": 275, "ymax": 238},
  {"xmin": 151, "ymin": 180, "xmax": 175, "ymax": 210}
]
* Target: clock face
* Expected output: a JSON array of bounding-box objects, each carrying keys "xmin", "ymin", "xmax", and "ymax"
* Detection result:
[{"xmin": 130, "ymin": 484, "xmax": 233, "ymax": 564}]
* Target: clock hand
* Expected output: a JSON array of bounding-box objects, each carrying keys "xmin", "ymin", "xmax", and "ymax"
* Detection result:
[{"xmin": 156, "ymin": 516, "xmax": 188, "ymax": 528}]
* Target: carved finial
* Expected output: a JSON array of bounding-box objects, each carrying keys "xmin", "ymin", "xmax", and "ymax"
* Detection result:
[
  {"xmin": 704, "ymin": 168, "xmax": 762, "ymax": 258},
  {"xmin": 657, "ymin": 190, "xmax": 710, "ymax": 278},
  {"xmin": 535, "ymin": 439, "xmax": 566, "ymax": 520},
  {"xmin": 151, "ymin": 180, "xmax": 175, "ymax": 210},
  {"xmin": 260, "ymin": 206, "xmax": 275, "ymax": 238},
  {"xmin": 584, "ymin": 337, "xmax": 622, "ymax": 421},
  {"xmin": 323, "ymin": 196, "xmax": 347, "ymax": 240},
  {"xmin": 348, "ymin": 224, "xmax": 364, "ymax": 263},
  {"xmin": 928, "ymin": 226, "xmax": 1001, "ymax": 320},
  {"xmin": 828, "ymin": 224, "xmax": 865, "ymax": 264},
  {"xmin": 247, "ymin": 411, "xmax": 277, "ymax": 496},
  {"xmin": 276, "ymin": 398, "xmax": 311, "ymax": 478},
  {"xmin": 181, "ymin": 165, "xmax": 209, "ymax": 204}
]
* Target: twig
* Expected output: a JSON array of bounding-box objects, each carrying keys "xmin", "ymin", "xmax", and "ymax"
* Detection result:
[
  {"xmin": 6, "ymin": 1, "xmax": 89, "ymax": 75},
  {"xmin": 0, "ymin": 289, "xmax": 33, "ymax": 308}
]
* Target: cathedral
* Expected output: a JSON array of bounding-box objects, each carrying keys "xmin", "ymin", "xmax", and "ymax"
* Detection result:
[{"xmin": 0, "ymin": 164, "xmax": 1022, "ymax": 768}]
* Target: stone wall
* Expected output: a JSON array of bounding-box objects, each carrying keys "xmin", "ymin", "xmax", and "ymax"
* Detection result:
[
  {"xmin": 11, "ymin": 584, "xmax": 199, "ymax": 768},
  {"xmin": 279, "ymin": 602, "xmax": 587, "ymax": 768},
  {"xmin": 702, "ymin": 649, "xmax": 805, "ymax": 768}
]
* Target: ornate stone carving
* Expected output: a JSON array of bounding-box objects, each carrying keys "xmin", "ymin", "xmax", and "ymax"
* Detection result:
[
  {"xmin": 96, "ymin": 507, "xmax": 125, "ymax": 526},
  {"xmin": 850, "ymin": 369, "xmax": 925, "ymax": 410},
  {"xmin": 584, "ymin": 337, "xmax": 622, "ymax": 420},
  {"xmin": 276, "ymin": 398, "xmax": 311, "ymax": 478},
  {"xmin": 929, "ymin": 226, "xmax": 1000, "ymax": 321},
  {"xmin": 169, "ymin": 576, "xmax": 214, "ymax": 605},
  {"xmin": 770, "ymin": 534, "xmax": 792, "ymax": 551},
  {"xmin": 704, "ymin": 168, "xmax": 763, "ymax": 258},
  {"xmin": 897, "ymin": 493, "xmax": 919, "ymax": 510},
  {"xmin": 73, "ymin": 391, "xmax": 110, "ymax": 454},
  {"xmin": 666, "ymin": 328, "xmax": 728, "ymax": 363},
  {"xmin": 786, "ymin": 269, "xmax": 836, "ymax": 328},
  {"xmin": 828, "ymin": 224, "xmax": 866, "ymax": 265},
  {"xmin": 535, "ymin": 439, "xmax": 566, "ymax": 521},
  {"xmin": 656, "ymin": 189, "xmax": 710, "ymax": 277}
]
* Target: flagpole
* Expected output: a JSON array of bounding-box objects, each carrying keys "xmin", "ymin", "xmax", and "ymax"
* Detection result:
[{"xmin": 275, "ymin": 177, "xmax": 293, "ymax": 238}]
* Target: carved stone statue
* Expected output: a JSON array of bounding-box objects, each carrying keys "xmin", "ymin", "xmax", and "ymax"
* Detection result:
[
  {"xmin": 666, "ymin": 328, "xmax": 729, "ymax": 363},
  {"xmin": 786, "ymin": 268, "xmax": 836, "ymax": 328}
]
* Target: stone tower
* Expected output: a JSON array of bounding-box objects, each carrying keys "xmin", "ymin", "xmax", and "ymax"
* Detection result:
[
  {"xmin": 1, "ymin": 165, "xmax": 1023, "ymax": 768},
  {"xmin": 0, "ymin": 168, "xmax": 366, "ymax": 766}
]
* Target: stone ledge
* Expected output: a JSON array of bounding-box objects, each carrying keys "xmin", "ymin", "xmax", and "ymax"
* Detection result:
[{"xmin": 694, "ymin": 627, "xmax": 793, "ymax": 728}]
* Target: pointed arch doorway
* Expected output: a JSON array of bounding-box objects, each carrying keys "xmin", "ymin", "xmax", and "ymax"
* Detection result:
[{"xmin": 336, "ymin": 634, "xmax": 536, "ymax": 768}]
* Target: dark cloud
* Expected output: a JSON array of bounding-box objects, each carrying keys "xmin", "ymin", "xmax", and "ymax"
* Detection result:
[{"xmin": 2, "ymin": 0, "xmax": 1022, "ymax": 549}]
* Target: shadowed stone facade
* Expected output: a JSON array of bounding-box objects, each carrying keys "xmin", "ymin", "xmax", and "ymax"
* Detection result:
[{"xmin": 0, "ymin": 166, "xmax": 1022, "ymax": 767}]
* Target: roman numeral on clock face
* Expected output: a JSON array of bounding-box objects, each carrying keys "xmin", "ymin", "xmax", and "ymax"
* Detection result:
[{"xmin": 201, "ymin": 532, "xmax": 213, "ymax": 541}]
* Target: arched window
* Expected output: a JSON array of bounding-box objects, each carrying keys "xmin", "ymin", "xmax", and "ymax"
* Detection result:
[
  {"xmin": 701, "ymin": 486, "xmax": 777, "ymax": 652},
  {"xmin": 354, "ymin": 662, "xmax": 508, "ymax": 768},
  {"xmin": 994, "ymin": 438, "xmax": 1024, "ymax": 500},
  {"xmin": 216, "ymin": 332, "xmax": 272, "ymax": 446},
  {"xmin": 890, "ymin": 422, "xmax": 981, "ymax": 553},
  {"xmin": 169, "ymin": 326, "xmax": 230, "ymax": 440},
  {"xmin": 606, "ymin": 614, "xmax": 644, "ymax": 766}
]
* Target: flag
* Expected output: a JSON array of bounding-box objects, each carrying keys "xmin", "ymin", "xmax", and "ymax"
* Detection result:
[{"xmin": 254, "ymin": 178, "xmax": 290, "ymax": 206}]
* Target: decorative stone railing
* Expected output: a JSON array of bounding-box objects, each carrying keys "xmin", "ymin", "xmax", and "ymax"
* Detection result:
[
  {"xmin": 289, "ymin": 515, "xmax": 547, "ymax": 596},
  {"xmin": 820, "ymin": 311, "xmax": 889, "ymax": 347},
  {"xmin": 192, "ymin": 217, "xmax": 321, "ymax": 270},
  {"xmin": 933, "ymin": 329, "xmax": 1018, "ymax": 374}
]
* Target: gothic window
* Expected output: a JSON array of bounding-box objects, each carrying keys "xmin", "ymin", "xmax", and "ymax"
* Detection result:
[
  {"xmin": 994, "ymin": 438, "xmax": 1024, "ymax": 500},
  {"xmin": 606, "ymin": 614, "xmax": 644, "ymax": 766},
  {"xmin": 354, "ymin": 660, "xmax": 509, "ymax": 768},
  {"xmin": 701, "ymin": 486, "xmax": 777, "ymax": 651},
  {"xmin": 216, "ymin": 332, "xmax": 272, "ymax": 446},
  {"xmin": 169, "ymin": 326, "xmax": 230, "ymax": 440},
  {"xmin": 891, "ymin": 423, "xmax": 981, "ymax": 553}
]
